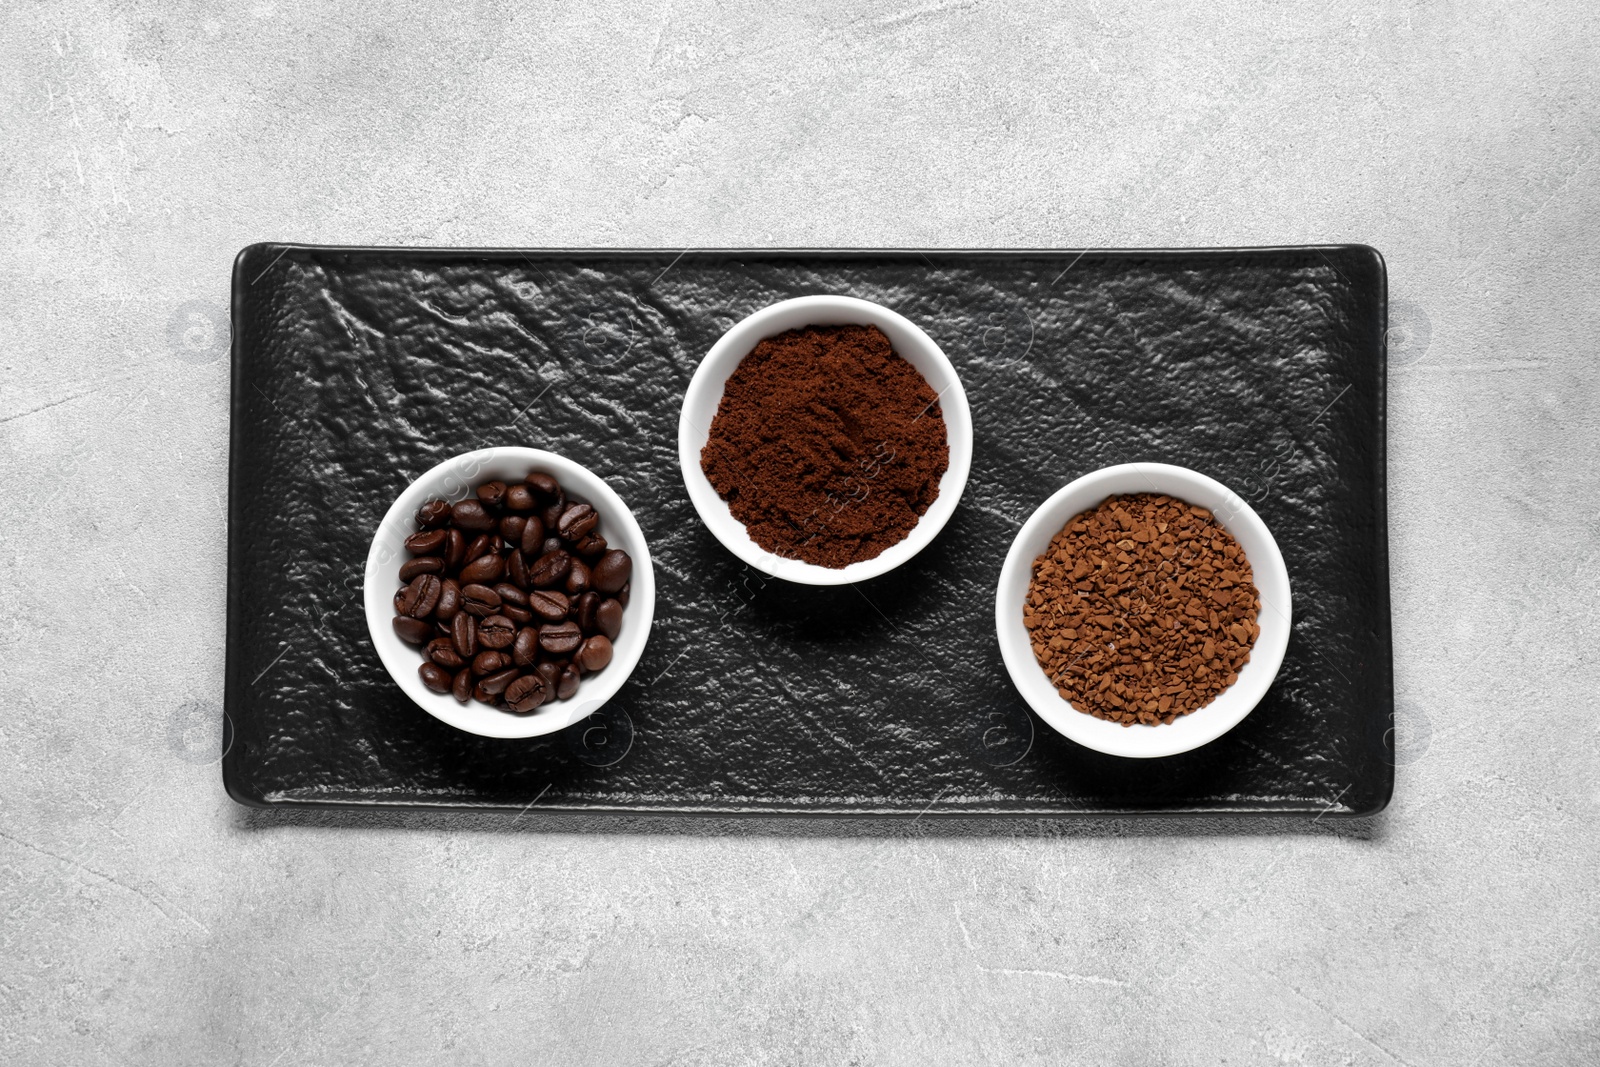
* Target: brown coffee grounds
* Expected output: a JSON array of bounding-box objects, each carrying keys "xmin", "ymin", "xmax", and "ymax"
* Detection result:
[
  {"xmin": 1024, "ymin": 493, "xmax": 1262, "ymax": 727},
  {"xmin": 700, "ymin": 324, "xmax": 949, "ymax": 568}
]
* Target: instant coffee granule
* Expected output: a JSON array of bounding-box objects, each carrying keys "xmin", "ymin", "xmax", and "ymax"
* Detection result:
[
  {"xmin": 1024, "ymin": 493, "xmax": 1262, "ymax": 726},
  {"xmin": 701, "ymin": 324, "xmax": 948, "ymax": 568}
]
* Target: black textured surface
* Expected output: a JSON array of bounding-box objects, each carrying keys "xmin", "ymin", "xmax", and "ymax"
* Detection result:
[{"xmin": 225, "ymin": 246, "xmax": 1391, "ymax": 816}]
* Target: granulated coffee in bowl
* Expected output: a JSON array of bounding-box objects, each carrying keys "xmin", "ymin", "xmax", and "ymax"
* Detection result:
[{"xmin": 700, "ymin": 323, "xmax": 948, "ymax": 569}]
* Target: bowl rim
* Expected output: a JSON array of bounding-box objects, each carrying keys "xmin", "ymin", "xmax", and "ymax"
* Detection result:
[
  {"xmin": 677, "ymin": 294, "xmax": 972, "ymax": 586},
  {"xmin": 363, "ymin": 446, "xmax": 655, "ymax": 739},
  {"xmin": 994, "ymin": 461, "xmax": 1292, "ymax": 759}
]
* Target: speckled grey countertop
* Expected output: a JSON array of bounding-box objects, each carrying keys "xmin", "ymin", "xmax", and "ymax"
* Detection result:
[{"xmin": 2, "ymin": 3, "xmax": 1595, "ymax": 1064}]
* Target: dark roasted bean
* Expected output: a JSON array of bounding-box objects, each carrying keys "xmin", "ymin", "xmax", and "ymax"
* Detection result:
[
  {"xmin": 506, "ymin": 550, "xmax": 530, "ymax": 590},
  {"xmin": 477, "ymin": 481, "xmax": 507, "ymax": 509},
  {"xmin": 399, "ymin": 555, "xmax": 444, "ymax": 581},
  {"xmin": 417, "ymin": 499, "xmax": 451, "ymax": 528},
  {"xmin": 565, "ymin": 558, "xmax": 591, "ymax": 595},
  {"xmin": 574, "ymin": 591, "xmax": 601, "ymax": 633},
  {"xmin": 557, "ymin": 664, "xmax": 581, "ymax": 700},
  {"xmin": 393, "ymin": 616, "xmax": 432, "ymax": 644},
  {"xmin": 435, "ymin": 578, "xmax": 462, "ymax": 621},
  {"xmin": 519, "ymin": 516, "xmax": 546, "ymax": 555},
  {"xmin": 576, "ymin": 635, "xmax": 613, "ymax": 672},
  {"xmin": 529, "ymin": 589, "xmax": 570, "ymax": 622},
  {"xmin": 500, "ymin": 514, "xmax": 526, "ymax": 544},
  {"xmin": 595, "ymin": 597, "xmax": 624, "ymax": 640},
  {"xmin": 473, "ymin": 650, "xmax": 511, "ymax": 676},
  {"xmin": 502, "ymin": 603, "xmax": 533, "ymax": 626},
  {"xmin": 526, "ymin": 472, "xmax": 559, "ymax": 501},
  {"xmin": 512, "ymin": 627, "xmax": 539, "ymax": 668},
  {"xmin": 464, "ymin": 533, "xmax": 494, "ymax": 564},
  {"xmin": 535, "ymin": 661, "xmax": 563, "ymax": 691},
  {"xmin": 419, "ymin": 662, "xmax": 452, "ymax": 692},
  {"xmin": 542, "ymin": 536, "xmax": 563, "ymax": 556},
  {"xmin": 451, "ymin": 612, "xmax": 477, "ymax": 658},
  {"xmin": 529, "ymin": 549, "xmax": 572, "ymax": 589},
  {"xmin": 556, "ymin": 502, "xmax": 599, "ymax": 541},
  {"xmin": 592, "ymin": 549, "xmax": 632, "ymax": 594},
  {"xmin": 493, "ymin": 583, "xmax": 529, "ymax": 608},
  {"xmin": 426, "ymin": 638, "xmax": 464, "ymax": 670},
  {"xmin": 395, "ymin": 574, "xmax": 442, "ymax": 618},
  {"xmin": 617, "ymin": 582, "xmax": 630, "ymax": 608},
  {"xmin": 539, "ymin": 620, "xmax": 583, "ymax": 656},
  {"xmin": 504, "ymin": 672, "xmax": 548, "ymax": 713},
  {"xmin": 573, "ymin": 533, "xmax": 608, "ymax": 561},
  {"xmin": 471, "ymin": 681, "xmax": 501, "ymax": 705},
  {"xmin": 444, "ymin": 528, "xmax": 466, "ymax": 569},
  {"xmin": 452, "ymin": 498, "xmax": 496, "ymax": 531},
  {"xmin": 460, "ymin": 583, "xmax": 501, "ymax": 617},
  {"xmin": 478, "ymin": 615, "xmax": 516, "ymax": 650},
  {"xmin": 460, "ymin": 553, "xmax": 504, "ymax": 584},
  {"xmin": 504, "ymin": 483, "xmax": 535, "ymax": 513},
  {"xmin": 476, "ymin": 667, "xmax": 519, "ymax": 697},
  {"xmin": 540, "ymin": 500, "xmax": 564, "ymax": 529},
  {"xmin": 404, "ymin": 529, "xmax": 448, "ymax": 555},
  {"xmin": 451, "ymin": 667, "xmax": 473, "ymax": 702}
]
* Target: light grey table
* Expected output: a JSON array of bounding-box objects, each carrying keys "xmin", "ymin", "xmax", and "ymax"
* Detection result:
[{"xmin": 3, "ymin": 3, "xmax": 1595, "ymax": 1064}]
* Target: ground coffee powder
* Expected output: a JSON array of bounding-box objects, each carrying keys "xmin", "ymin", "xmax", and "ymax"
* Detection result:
[
  {"xmin": 701, "ymin": 324, "xmax": 949, "ymax": 568},
  {"xmin": 1024, "ymin": 493, "xmax": 1262, "ymax": 726}
]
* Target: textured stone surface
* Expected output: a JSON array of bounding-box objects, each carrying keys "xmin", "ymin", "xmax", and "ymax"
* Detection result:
[{"xmin": 2, "ymin": 2, "xmax": 1596, "ymax": 1064}]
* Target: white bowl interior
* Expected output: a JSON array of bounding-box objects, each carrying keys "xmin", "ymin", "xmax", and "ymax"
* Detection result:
[
  {"xmin": 678, "ymin": 295, "xmax": 972, "ymax": 586},
  {"xmin": 364, "ymin": 447, "xmax": 655, "ymax": 739},
  {"xmin": 995, "ymin": 462, "xmax": 1292, "ymax": 759}
]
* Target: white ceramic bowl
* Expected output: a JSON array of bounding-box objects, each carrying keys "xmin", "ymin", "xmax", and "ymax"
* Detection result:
[
  {"xmin": 678, "ymin": 295, "xmax": 973, "ymax": 586},
  {"xmin": 364, "ymin": 447, "xmax": 655, "ymax": 739},
  {"xmin": 995, "ymin": 462, "xmax": 1291, "ymax": 759}
]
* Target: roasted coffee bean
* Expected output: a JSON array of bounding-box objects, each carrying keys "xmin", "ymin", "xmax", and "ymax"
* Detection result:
[
  {"xmin": 464, "ymin": 533, "xmax": 494, "ymax": 564},
  {"xmin": 404, "ymin": 529, "xmax": 448, "ymax": 555},
  {"xmin": 526, "ymin": 472, "xmax": 559, "ymax": 501},
  {"xmin": 451, "ymin": 498, "xmax": 496, "ymax": 530},
  {"xmin": 502, "ymin": 603, "xmax": 533, "ymax": 626},
  {"xmin": 573, "ymin": 533, "xmax": 608, "ymax": 561},
  {"xmin": 529, "ymin": 589, "xmax": 570, "ymax": 622},
  {"xmin": 565, "ymin": 558, "xmax": 591, "ymax": 596},
  {"xmin": 476, "ymin": 667, "xmax": 519, "ymax": 697},
  {"xmin": 419, "ymin": 662, "xmax": 452, "ymax": 693},
  {"xmin": 460, "ymin": 553, "xmax": 504, "ymax": 584},
  {"xmin": 504, "ymin": 672, "xmax": 548, "ymax": 713},
  {"xmin": 493, "ymin": 583, "xmax": 529, "ymax": 608},
  {"xmin": 539, "ymin": 620, "xmax": 583, "ymax": 656},
  {"xmin": 617, "ymin": 582, "xmax": 630, "ymax": 608},
  {"xmin": 557, "ymin": 502, "xmax": 599, "ymax": 541},
  {"xmin": 535, "ymin": 661, "xmax": 563, "ymax": 691},
  {"xmin": 595, "ymin": 597, "xmax": 624, "ymax": 641},
  {"xmin": 395, "ymin": 574, "xmax": 442, "ymax": 618},
  {"xmin": 512, "ymin": 627, "xmax": 539, "ymax": 668},
  {"xmin": 435, "ymin": 578, "xmax": 462, "ymax": 621},
  {"xmin": 393, "ymin": 616, "xmax": 432, "ymax": 644},
  {"xmin": 473, "ymin": 650, "xmax": 511, "ymax": 675},
  {"xmin": 504, "ymin": 483, "xmax": 535, "ymax": 513},
  {"xmin": 541, "ymin": 536, "xmax": 563, "ymax": 556},
  {"xmin": 451, "ymin": 666, "xmax": 473, "ymax": 702},
  {"xmin": 557, "ymin": 664, "xmax": 581, "ymax": 700},
  {"xmin": 529, "ymin": 549, "xmax": 572, "ymax": 589},
  {"xmin": 574, "ymin": 591, "xmax": 601, "ymax": 634},
  {"xmin": 519, "ymin": 515, "xmax": 546, "ymax": 555},
  {"xmin": 592, "ymin": 549, "xmax": 632, "ymax": 594},
  {"xmin": 479, "ymin": 615, "xmax": 516, "ymax": 650},
  {"xmin": 477, "ymin": 481, "xmax": 507, "ymax": 509},
  {"xmin": 444, "ymin": 528, "xmax": 466, "ymax": 569},
  {"xmin": 426, "ymin": 638, "xmax": 464, "ymax": 670},
  {"xmin": 399, "ymin": 555, "xmax": 444, "ymax": 581},
  {"xmin": 506, "ymin": 550, "xmax": 530, "ymax": 590},
  {"xmin": 451, "ymin": 612, "xmax": 477, "ymax": 658},
  {"xmin": 417, "ymin": 499, "xmax": 451, "ymax": 528},
  {"xmin": 460, "ymin": 583, "xmax": 502, "ymax": 617},
  {"xmin": 500, "ymin": 514, "xmax": 526, "ymax": 543},
  {"xmin": 576, "ymin": 635, "xmax": 613, "ymax": 672},
  {"xmin": 540, "ymin": 500, "xmax": 565, "ymax": 529}
]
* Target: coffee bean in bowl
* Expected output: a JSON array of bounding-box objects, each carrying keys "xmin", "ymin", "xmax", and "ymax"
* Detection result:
[{"xmin": 364, "ymin": 447, "xmax": 655, "ymax": 740}]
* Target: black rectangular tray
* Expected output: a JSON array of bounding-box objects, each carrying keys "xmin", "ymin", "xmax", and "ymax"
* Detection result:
[{"xmin": 225, "ymin": 246, "xmax": 1392, "ymax": 816}]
